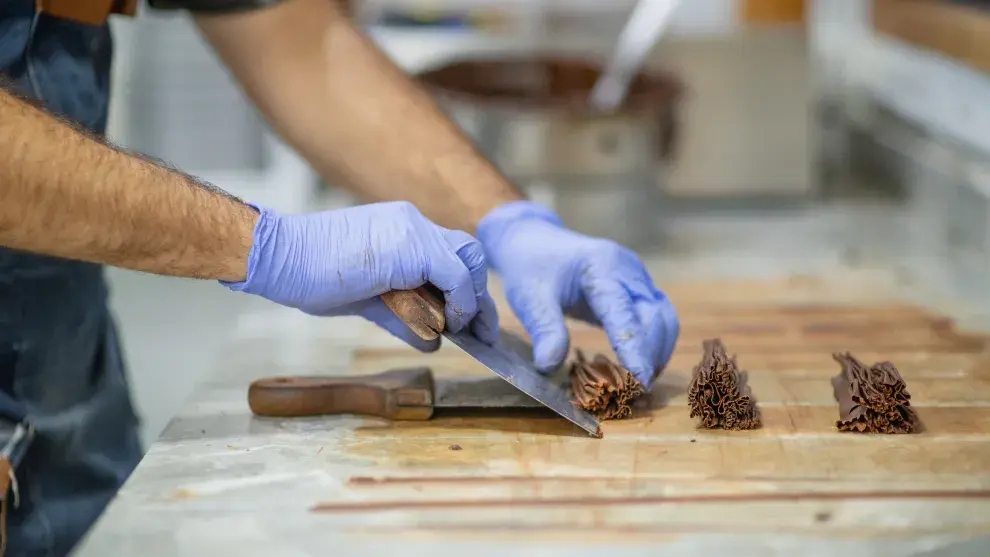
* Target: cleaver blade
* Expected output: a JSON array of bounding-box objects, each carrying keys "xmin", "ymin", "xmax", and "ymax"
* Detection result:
[
  {"xmin": 434, "ymin": 376, "xmax": 544, "ymax": 409},
  {"xmin": 380, "ymin": 286, "xmax": 603, "ymax": 438},
  {"xmin": 443, "ymin": 329, "xmax": 602, "ymax": 438}
]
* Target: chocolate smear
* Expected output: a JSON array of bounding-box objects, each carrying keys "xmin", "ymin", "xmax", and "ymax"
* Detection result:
[
  {"xmin": 831, "ymin": 352, "xmax": 918, "ymax": 434},
  {"xmin": 688, "ymin": 339, "xmax": 762, "ymax": 430},
  {"xmin": 569, "ymin": 350, "xmax": 645, "ymax": 420}
]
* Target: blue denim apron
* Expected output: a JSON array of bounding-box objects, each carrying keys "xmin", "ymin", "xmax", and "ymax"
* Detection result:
[{"xmin": 0, "ymin": 2, "xmax": 144, "ymax": 556}]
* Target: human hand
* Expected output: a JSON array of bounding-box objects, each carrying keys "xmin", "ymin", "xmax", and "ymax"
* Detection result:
[
  {"xmin": 224, "ymin": 201, "xmax": 499, "ymax": 351},
  {"xmin": 477, "ymin": 201, "xmax": 678, "ymax": 386}
]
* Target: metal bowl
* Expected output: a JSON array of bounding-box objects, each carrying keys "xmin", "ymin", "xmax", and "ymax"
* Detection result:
[{"xmin": 419, "ymin": 56, "xmax": 683, "ymax": 248}]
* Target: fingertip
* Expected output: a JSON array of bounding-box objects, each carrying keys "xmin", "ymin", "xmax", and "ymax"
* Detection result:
[
  {"xmin": 431, "ymin": 269, "xmax": 479, "ymax": 335},
  {"xmin": 416, "ymin": 337, "xmax": 443, "ymax": 353},
  {"xmin": 533, "ymin": 333, "xmax": 569, "ymax": 374},
  {"xmin": 400, "ymin": 331, "xmax": 442, "ymax": 353},
  {"xmin": 632, "ymin": 369, "xmax": 654, "ymax": 389},
  {"xmin": 472, "ymin": 293, "xmax": 501, "ymax": 345},
  {"xmin": 442, "ymin": 229, "xmax": 485, "ymax": 259},
  {"xmin": 607, "ymin": 315, "xmax": 655, "ymax": 385},
  {"xmin": 658, "ymin": 299, "xmax": 680, "ymax": 366},
  {"xmin": 580, "ymin": 278, "xmax": 652, "ymax": 379},
  {"xmin": 615, "ymin": 348, "xmax": 654, "ymax": 387},
  {"xmin": 443, "ymin": 307, "xmax": 465, "ymax": 333},
  {"xmin": 633, "ymin": 301, "xmax": 664, "ymax": 370},
  {"xmin": 505, "ymin": 285, "xmax": 569, "ymax": 373},
  {"xmin": 441, "ymin": 228, "xmax": 489, "ymax": 292},
  {"xmin": 442, "ymin": 289, "xmax": 479, "ymax": 334},
  {"xmin": 399, "ymin": 328, "xmax": 442, "ymax": 352}
]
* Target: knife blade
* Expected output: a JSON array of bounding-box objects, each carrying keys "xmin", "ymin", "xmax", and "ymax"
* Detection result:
[
  {"xmin": 248, "ymin": 367, "xmax": 544, "ymax": 419},
  {"xmin": 435, "ymin": 375, "xmax": 544, "ymax": 408},
  {"xmin": 442, "ymin": 328, "xmax": 602, "ymax": 437},
  {"xmin": 380, "ymin": 287, "xmax": 603, "ymax": 438}
]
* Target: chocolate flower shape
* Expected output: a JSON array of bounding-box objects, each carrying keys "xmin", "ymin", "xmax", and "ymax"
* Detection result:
[
  {"xmin": 687, "ymin": 339, "xmax": 762, "ymax": 430},
  {"xmin": 831, "ymin": 352, "xmax": 918, "ymax": 434},
  {"xmin": 569, "ymin": 350, "xmax": 645, "ymax": 420}
]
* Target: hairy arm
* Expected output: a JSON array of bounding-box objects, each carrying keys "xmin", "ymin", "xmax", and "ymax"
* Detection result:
[
  {"xmin": 194, "ymin": 0, "xmax": 523, "ymax": 234},
  {"xmin": 0, "ymin": 86, "xmax": 258, "ymax": 281}
]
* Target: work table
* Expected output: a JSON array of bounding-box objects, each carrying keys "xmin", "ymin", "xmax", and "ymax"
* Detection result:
[
  {"xmin": 72, "ymin": 203, "xmax": 990, "ymax": 556},
  {"xmin": 66, "ymin": 12, "xmax": 990, "ymax": 556}
]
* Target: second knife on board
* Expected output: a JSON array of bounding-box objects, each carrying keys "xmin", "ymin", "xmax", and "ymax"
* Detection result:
[{"xmin": 248, "ymin": 367, "xmax": 545, "ymax": 419}]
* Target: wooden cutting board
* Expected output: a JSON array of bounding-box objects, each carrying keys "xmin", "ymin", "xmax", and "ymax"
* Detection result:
[{"xmin": 319, "ymin": 279, "xmax": 990, "ymax": 541}]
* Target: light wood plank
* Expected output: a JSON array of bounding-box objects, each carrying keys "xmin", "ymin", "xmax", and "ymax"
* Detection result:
[
  {"xmin": 350, "ymin": 347, "xmax": 990, "ymax": 383},
  {"xmin": 356, "ymin": 405, "xmax": 990, "ymax": 438},
  {"xmin": 339, "ymin": 430, "xmax": 990, "ymax": 481},
  {"xmin": 248, "ymin": 286, "xmax": 990, "ymax": 548}
]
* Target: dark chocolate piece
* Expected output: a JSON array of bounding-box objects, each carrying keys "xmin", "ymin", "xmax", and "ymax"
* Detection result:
[
  {"xmin": 687, "ymin": 339, "xmax": 762, "ymax": 430},
  {"xmin": 831, "ymin": 352, "xmax": 918, "ymax": 433},
  {"xmin": 569, "ymin": 350, "xmax": 644, "ymax": 420}
]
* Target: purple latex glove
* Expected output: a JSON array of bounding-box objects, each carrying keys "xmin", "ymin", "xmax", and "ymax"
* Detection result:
[
  {"xmin": 477, "ymin": 201, "xmax": 679, "ymax": 386},
  {"xmin": 224, "ymin": 201, "xmax": 499, "ymax": 351}
]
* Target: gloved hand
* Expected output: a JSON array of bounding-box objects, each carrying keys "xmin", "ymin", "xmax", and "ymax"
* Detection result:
[
  {"xmin": 477, "ymin": 201, "xmax": 678, "ymax": 386},
  {"xmin": 223, "ymin": 201, "xmax": 499, "ymax": 351}
]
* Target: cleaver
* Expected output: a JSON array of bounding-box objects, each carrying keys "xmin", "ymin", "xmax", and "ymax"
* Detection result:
[
  {"xmin": 377, "ymin": 286, "xmax": 602, "ymax": 438},
  {"xmin": 248, "ymin": 367, "xmax": 546, "ymax": 419}
]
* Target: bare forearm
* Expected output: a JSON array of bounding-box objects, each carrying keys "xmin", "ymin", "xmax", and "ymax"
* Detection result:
[
  {"xmin": 0, "ymin": 86, "xmax": 257, "ymax": 281},
  {"xmin": 196, "ymin": 0, "xmax": 522, "ymax": 233}
]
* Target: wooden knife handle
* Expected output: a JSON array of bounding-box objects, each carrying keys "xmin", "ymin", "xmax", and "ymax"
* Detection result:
[
  {"xmin": 380, "ymin": 285, "xmax": 446, "ymax": 341},
  {"xmin": 248, "ymin": 367, "xmax": 435, "ymax": 420}
]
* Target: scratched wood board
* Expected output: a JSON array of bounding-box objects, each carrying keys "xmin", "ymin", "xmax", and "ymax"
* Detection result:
[{"xmin": 315, "ymin": 278, "xmax": 990, "ymax": 541}]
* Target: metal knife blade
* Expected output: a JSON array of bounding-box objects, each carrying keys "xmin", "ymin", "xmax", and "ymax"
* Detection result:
[
  {"xmin": 443, "ymin": 329, "xmax": 603, "ymax": 438},
  {"xmin": 434, "ymin": 376, "xmax": 544, "ymax": 409}
]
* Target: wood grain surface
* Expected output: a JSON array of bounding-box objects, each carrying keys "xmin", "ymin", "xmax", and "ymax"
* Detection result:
[{"xmin": 324, "ymin": 279, "xmax": 990, "ymax": 540}]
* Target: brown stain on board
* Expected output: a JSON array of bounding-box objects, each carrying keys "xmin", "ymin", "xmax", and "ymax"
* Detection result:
[
  {"xmin": 171, "ymin": 489, "xmax": 197, "ymax": 500},
  {"xmin": 743, "ymin": 0, "xmax": 806, "ymax": 24}
]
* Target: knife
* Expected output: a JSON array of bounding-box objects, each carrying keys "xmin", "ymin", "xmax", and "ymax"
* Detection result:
[
  {"xmin": 379, "ymin": 287, "xmax": 602, "ymax": 438},
  {"xmin": 247, "ymin": 367, "xmax": 545, "ymax": 419}
]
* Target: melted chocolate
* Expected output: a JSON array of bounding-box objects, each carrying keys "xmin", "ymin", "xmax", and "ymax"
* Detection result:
[{"xmin": 418, "ymin": 57, "xmax": 683, "ymax": 114}]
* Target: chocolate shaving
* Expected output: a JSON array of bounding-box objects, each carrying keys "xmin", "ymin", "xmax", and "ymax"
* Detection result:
[
  {"xmin": 569, "ymin": 350, "xmax": 644, "ymax": 420},
  {"xmin": 831, "ymin": 352, "xmax": 918, "ymax": 433},
  {"xmin": 687, "ymin": 339, "xmax": 761, "ymax": 430}
]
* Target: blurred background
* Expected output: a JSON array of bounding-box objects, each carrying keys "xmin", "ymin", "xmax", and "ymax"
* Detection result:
[{"xmin": 102, "ymin": 0, "xmax": 990, "ymax": 446}]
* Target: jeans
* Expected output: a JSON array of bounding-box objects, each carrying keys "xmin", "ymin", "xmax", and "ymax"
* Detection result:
[{"xmin": 0, "ymin": 2, "xmax": 144, "ymax": 555}]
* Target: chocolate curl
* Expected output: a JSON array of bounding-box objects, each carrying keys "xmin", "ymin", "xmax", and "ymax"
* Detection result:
[
  {"xmin": 569, "ymin": 350, "xmax": 645, "ymax": 420},
  {"xmin": 831, "ymin": 352, "xmax": 918, "ymax": 434},
  {"xmin": 687, "ymin": 339, "xmax": 762, "ymax": 430}
]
